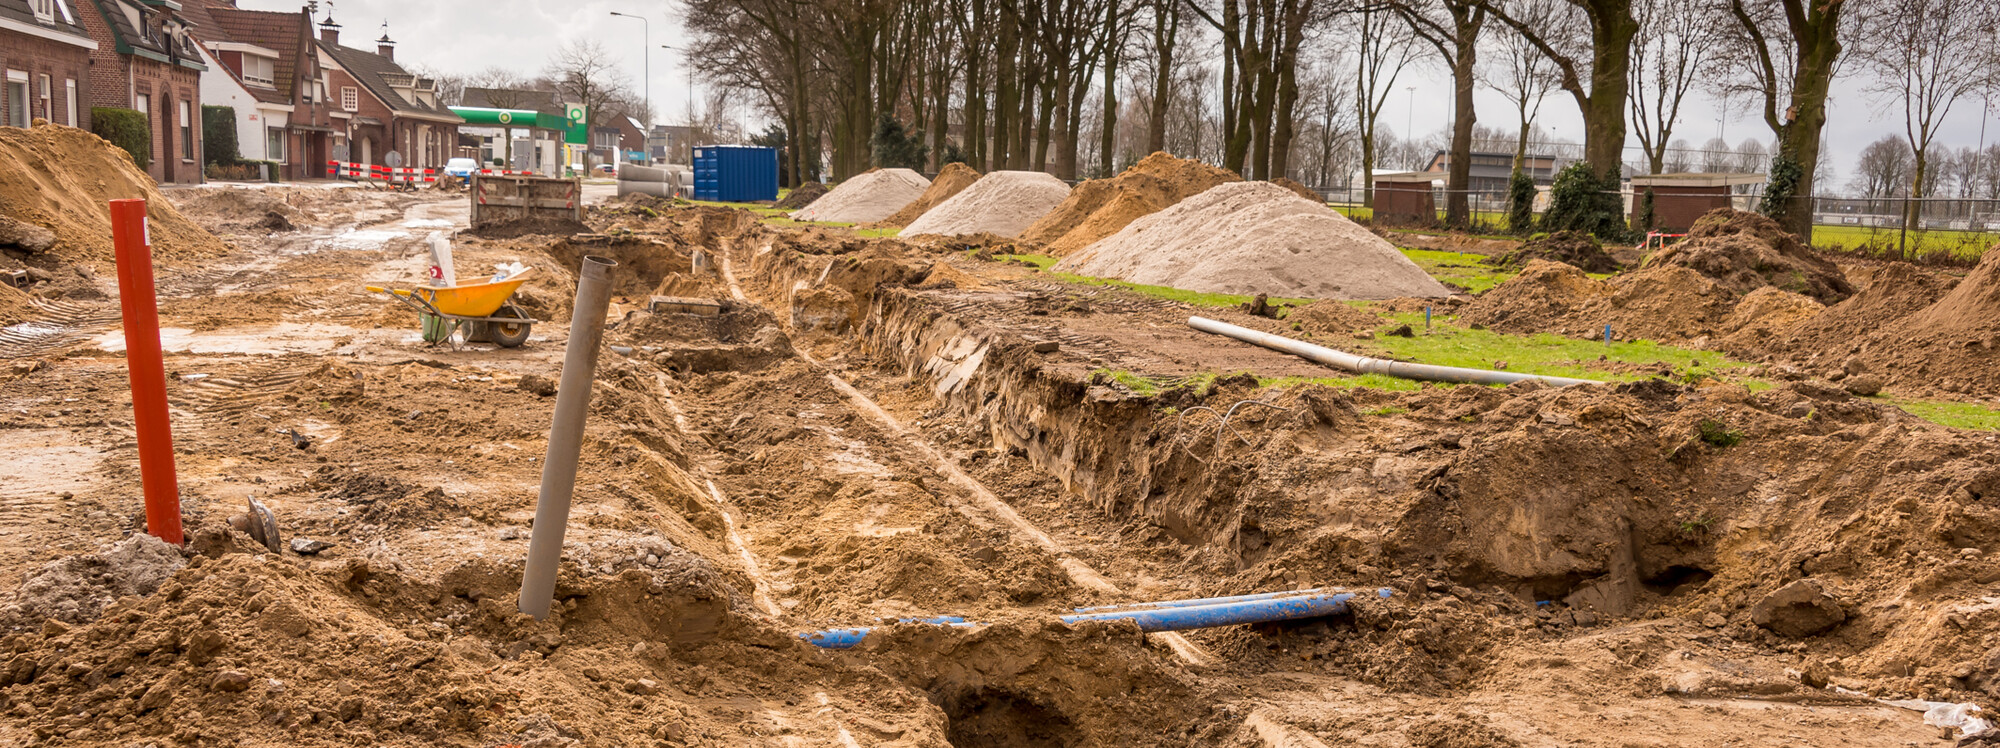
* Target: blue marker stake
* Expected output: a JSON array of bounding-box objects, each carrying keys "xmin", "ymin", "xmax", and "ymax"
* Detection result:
[{"xmin": 1603, "ymin": 324, "xmax": 1612, "ymax": 346}]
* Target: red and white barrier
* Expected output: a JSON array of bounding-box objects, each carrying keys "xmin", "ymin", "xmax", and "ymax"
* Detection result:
[{"xmin": 325, "ymin": 161, "xmax": 441, "ymax": 185}]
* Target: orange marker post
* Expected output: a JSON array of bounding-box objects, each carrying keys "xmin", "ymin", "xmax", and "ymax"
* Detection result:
[{"xmin": 108, "ymin": 199, "xmax": 183, "ymax": 545}]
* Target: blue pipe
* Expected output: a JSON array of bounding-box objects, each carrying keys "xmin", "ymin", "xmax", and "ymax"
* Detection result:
[{"xmin": 799, "ymin": 589, "xmax": 1390, "ymax": 650}]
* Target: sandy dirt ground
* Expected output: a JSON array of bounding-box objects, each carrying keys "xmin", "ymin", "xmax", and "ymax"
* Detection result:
[{"xmin": 0, "ymin": 183, "xmax": 1989, "ymax": 747}]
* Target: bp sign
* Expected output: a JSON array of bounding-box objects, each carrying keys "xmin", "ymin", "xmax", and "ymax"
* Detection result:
[{"xmin": 497, "ymin": 111, "xmax": 513, "ymax": 125}]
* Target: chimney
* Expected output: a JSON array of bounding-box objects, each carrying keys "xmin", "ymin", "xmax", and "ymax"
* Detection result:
[
  {"xmin": 318, "ymin": 15, "xmax": 339, "ymax": 46},
  {"xmin": 376, "ymin": 23, "xmax": 393, "ymax": 59}
]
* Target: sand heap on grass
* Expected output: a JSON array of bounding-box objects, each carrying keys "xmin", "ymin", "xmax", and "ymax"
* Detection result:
[
  {"xmin": 902, "ymin": 171, "xmax": 1071, "ymax": 238},
  {"xmin": 870, "ymin": 162, "xmax": 982, "ymax": 228},
  {"xmin": 789, "ymin": 168, "xmax": 930, "ymax": 223},
  {"xmin": 1646, "ymin": 209, "xmax": 1852, "ymax": 304},
  {"xmin": 1021, "ymin": 152, "xmax": 1240, "ymax": 256},
  {"xmin": 772, "ymin": 181, "xmax": 829, "ymax": 210},
  {"xmin": 0, "ymin": 123, "xmax": 227, "ymax": 264},
  {"xmin": 1056, "ymin": 181, "xmax": 1450, "ymax": 299}
]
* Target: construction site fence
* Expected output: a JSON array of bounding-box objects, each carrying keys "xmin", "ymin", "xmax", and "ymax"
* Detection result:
[{"xmin": 324, "ymin": 161, "xmax": 439, "ymax": 185}]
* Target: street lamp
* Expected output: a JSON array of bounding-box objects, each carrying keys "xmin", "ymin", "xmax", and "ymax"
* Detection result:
[
  {"xmin": 1405, "ymin": 85, "xmax": 1416, "ymax": 140},
  {"xmin": 609, "ymin": 12, "xmax": 649, "ymax": 127}
]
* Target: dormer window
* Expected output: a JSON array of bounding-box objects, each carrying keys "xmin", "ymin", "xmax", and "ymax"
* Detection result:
[
  {"xmin": 30, "ymin": 0, "xmax": 55, "ymax": 24},
  {"xmin": 243, "ymin": 55, "xmax": 276, "ymax": 87}
]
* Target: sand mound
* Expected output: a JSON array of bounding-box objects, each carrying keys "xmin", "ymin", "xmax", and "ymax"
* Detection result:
[
  {"xmin": 1270, "ymin": 177, "xmax": 1323, "ymax": 203},
  {"xmin": 1646, "ymin": 209, "xmax": 1851, "ymax": 304},
  {"xmin": 871, "ymin": 162, "xmax": 982, "ymax": 228},
  {"xmin": 790, "ymin": 168, "xmax": 930, "ymax": 223},
  {"xmin": 1460, "ymin": 260, "xmax": 1737, "ymax": 343},
  {"xmin": 0, "ymin": 534, "xmax": 184, "ymax": 629},
  {"xmin": 0, "ymin": 124, "xmax": 227, "ymax": 265},
  {"xmin": 902, "ymin": 171, "xmax": 1071, "ymax": 238},
  {"xmin": 1491, "ymin": 230, "xmax": 1621, "ymax": 273},
  {"xmin": 1056, "ymin": 181, "xmax": 1450, "ymax": 300},
  {"xmin": 1021, "ymin": 152, "xmax": 1240, "ymax": 256},
  {"xmin": 773, "ymin": 182, "xmax": 829, "ymax": 210},
  {"xmin": 1791, "ymin": 249, "xmax": 2000, "ymax": 394},
  {"xmin": 1286, "ymin": 300, "xmax": 1385, "ymax": 335},
  {"xmin": 1760, "ymin": 263, "xmax": 1954, "ymax": 361}
]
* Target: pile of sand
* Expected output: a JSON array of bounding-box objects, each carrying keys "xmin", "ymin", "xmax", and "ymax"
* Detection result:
[
  {"xmin": 1646, "ymin": 209, "xmax": 1852, "ymax": 304},
  {"xmin": 870, "ymin": 162, "xmax": 981, "ymax": 228},
  {"xmin": 1056, "ymin": 181, "xmax": 1450, "ymax": 299},
  {"xmin": 1716, "ymin": 287, "xmax": 1824, "ymax": 352},
  {"xmin": 773, "ymin": 182, "xmax": 829, "ymax": 210},
  {"xmin": 1490, "ymin": 230, "xmax": 1621, "ymax": 273},
  {"xmin": 1769, "ymin": 250, "xmax": 2000, "ymax": 394},
  {"xmin": 0, "ymin": 123, "xmax": 227, "ymax": 264},
  {"xmin": 902, "ymin": 171, "xmax": 1071, "ymax": 238},
  {"xmin": 0, "ymin": 534, "xmax": 184, "ymax": 629},
  {"xmin": 1021, "ymin": 152, "xmax": 1240, "ymax": 256},
  {"xmin": 790, "ymin": 168, "xmax": 930, "ymax": 223},
  {"xmin": 1459, "ymin": 260, "xmax": 1738, "ymax": 344}
]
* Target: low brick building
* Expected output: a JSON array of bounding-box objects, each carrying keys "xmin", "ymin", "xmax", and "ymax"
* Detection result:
[
  {"xmin": 313, "ymin": 17, "xmax": 460, "ymax": 171},
  {"xmin": 1, "ymin": 0, "xmax": 98, "ymax": 131},
  {"xmin": 77, "ymin": 0, "xmax": 207, "ymax": 184}
]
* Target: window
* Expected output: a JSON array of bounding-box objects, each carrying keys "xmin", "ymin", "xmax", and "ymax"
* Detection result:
[
  {"xmin": 37, "ymin": 75, "xmax": 50, "ymax": 122},
  {"xmin": 30, "ymin": 0, "xmax": 54, "ymax": 24},
  {"xmin": 64, "ymin": 79, "xmax": 75, "ymax": 126},
  {"xmin": 267, "ymin": 126, "xmax": 286, "ymax": 163},
  {"xmin": 341, "ymin": 86, "xmax": 358, "ymax": 112},
  {"xmin": 179, "ymin": 101, "xmax": 192, "ymax": 160},
  {"xmin": 243, "ymin": 55, "xmax": 275, "ymax": 87},
  {"xmin": 4, "ymin": 72, "xmax": 25, "ymax": 128},
  {"xmin": 135, "ymin": 92, "xmax": 149, "ymax": 115}
]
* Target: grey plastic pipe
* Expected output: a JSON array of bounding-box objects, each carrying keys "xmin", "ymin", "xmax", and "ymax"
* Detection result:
[
  {"xmin": 1188, "ymin": 316, "xmax": 1597, "ymax": 387},
  {"xmin": 519, "ymin": 255, "xmax": 619, "ymax": 619}
]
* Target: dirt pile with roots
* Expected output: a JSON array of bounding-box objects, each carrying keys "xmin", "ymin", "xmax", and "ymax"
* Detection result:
[
  {"xmin": 771, "ymin": 181, "xmax": 828, "ymax": 210},
  {"xmin": 1021, "ymin": 152, "xmax": 1241, "ymax": 257},
  {"xmin": 1645, "ymin": 209, "xmax": 1853, "ymax": 304},
  {"xmin": 1490, "ymin": 230, "xmax": 1622, "ymax": 273},
  {"xmin": 0, "ymin": 124, "xmax": 228, "ymax": 265},
  {"xmin": 869, "ymin": 162, "xmax": 982, "ymax": 228}
]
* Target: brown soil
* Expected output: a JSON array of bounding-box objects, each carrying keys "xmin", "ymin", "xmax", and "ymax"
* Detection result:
[
  {"xmin": 0, "ymin": 123, "xmax": 228, "ymax": 266},
  {"xmin": 1646, "ymin": 209, "xmax": 1853, "ymax": 304},
  {"xmin": 1716, "ymin": 287, "xmax": 1824, "ymax": 353},
  {"xmin": 0, "ymin": 282, "xmax": 34, "ymax": 326},
  {"xmin": 1765, "ymin": 248, "xmax": 2000, "ymax": 394},
  {"xmin": 772, "ymin": 182, "xmax": 828, "ymax": 210},
  {"xmin": 1490, "ymin": 230, "xmax": 1622, "ymax": 273},
  {"xmin": 1269, "ymin": 177, "xmax": 1324, "ymax": 203},
  {"xmin": 869, "ymin": 162, "xmax": 984, "ymax": 229},
  {"xmin": 1460, "ymin": 260, "xmax": 1737, "ymax": 344},
  {"xmin": 1020, "ymin": 152, "xmax": 1240, "ymax": 257}
]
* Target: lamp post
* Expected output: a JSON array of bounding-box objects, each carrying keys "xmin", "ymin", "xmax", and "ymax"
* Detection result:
[{"xmin": 609, "ymin": 11, "xmax": 649, "ymax": 130}]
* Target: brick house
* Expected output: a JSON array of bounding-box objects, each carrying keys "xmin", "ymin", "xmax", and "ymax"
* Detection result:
[
  {"xmin": 313, "ymin": 16, "xmax": 459, "ymax": 172},
  {"xmin": 1, "ymin": 0, "xmax": 97, "ymax": 131},
  {"xmin": 77, "ymin": 0, "xmax": 207, "ymax": 184},
  {"xmin": 196, "ymin": 3, "xmax": 334, "ymax": 181},
  {"xmin": 174, "ymin": 0, "xmax": 293, "ymax": 172}
]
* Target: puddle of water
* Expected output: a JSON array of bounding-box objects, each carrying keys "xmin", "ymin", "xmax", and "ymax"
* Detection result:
[
  {"xmin": 306, "ymin": 229, "xmax": 410, "ymax": 253},
  {"xmin": 402, "ymin": 218, "xmax": 453, "ymax": 229}
]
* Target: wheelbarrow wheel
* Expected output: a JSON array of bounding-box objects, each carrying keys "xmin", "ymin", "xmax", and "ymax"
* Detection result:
[{"xmin": 489, "ymin": 305, "xmax": 532, "ymax": 348}]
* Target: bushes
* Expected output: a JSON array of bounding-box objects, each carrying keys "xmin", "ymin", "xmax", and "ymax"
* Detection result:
[
  {"xmin": 201, "ymin": 105, "xmax": 238, "ymax": 166},
  {"xmin": 1506, "ymin": 169, "xmax": 1536, "ymax": 234},
  {"xmin": 1542, "ymin": 162, "xmax": 1629, "ymax": 241},
  {"xmin": 90, "ymin": 107, "xmax": 150, "ymax": 170},
  {"xmin": 870, "ymin": 114, "xmax": 927, "ymax": 170}
]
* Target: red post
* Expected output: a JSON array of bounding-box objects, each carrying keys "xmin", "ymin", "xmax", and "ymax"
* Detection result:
[{"xmin": 108, "ymin": 199, "xmax": 183, "ymax": 545}]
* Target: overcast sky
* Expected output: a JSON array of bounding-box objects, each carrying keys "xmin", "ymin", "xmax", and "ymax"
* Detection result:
[{"xmin": 253, "ymin": 0, "xmax": 2000, "ymax": 181}]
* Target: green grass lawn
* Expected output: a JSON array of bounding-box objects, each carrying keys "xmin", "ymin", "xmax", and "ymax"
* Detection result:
[
  {"xmin": 1807, "ymin": 224, "xmax": 1995, "ymax": 261},
  {"xmin": 1398, "ymin": 248, "xmax": 1515, "ymax": 294}
]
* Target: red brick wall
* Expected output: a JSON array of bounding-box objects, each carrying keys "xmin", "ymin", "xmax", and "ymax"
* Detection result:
[
  {"xmin": 325, "ymin": 65, "xmax": 395, "ymax": 166},
  {"xmin": 73, "ymin": 3, "xmax": 204, "ymax": 183},
  {"xmin": 0, "ymin": 30, "xmax": 94, "ymax": 130}
]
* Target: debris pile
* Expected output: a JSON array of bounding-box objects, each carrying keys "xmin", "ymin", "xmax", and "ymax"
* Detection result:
[
  {"xmin": 1645, "ymin": 209, "xmax": 1852, "ymax": 304},
  {"xmin": 0, "ymin": 123, "xmax": 227, "ymax": 263},
  {"xmin": 1057, "ymin": 181, "xmax": 1450, "ymax": 299},
  {"xmin": 870, "ymin": 162, "xmax": 982, "ymax": 228},
  {"xmin": 789, "ymin": 168, "xmax": 929, "ymax": 223},
  {"xmin": 902, "ymin": 170, "xmax": 1071, "ymax": 238},
  {"xmin": 1021, "ymin": 152, "xmax": 1239, "ymax": 256},
  {"xmin": 772, "ymin": 181, "xmax": 829, "ymax": 210},
  {"xmin": 1489, "ymin": 230, "xmax": 1621, "ymax": 273}
]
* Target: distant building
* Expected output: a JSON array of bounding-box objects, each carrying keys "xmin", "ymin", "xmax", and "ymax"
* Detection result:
[
  {"xmin": 0, "ymin": 0, "xmax": 97, "ymax": 132},
  {"xmin": 312, "ymin": 14, "xmax": 460, "ymax": 170},
  {"xmin": 77, "ymin": 0, "xmax": 208, "ymax": 183},
  {"xmin": 457, "ymin": 86, "xmax": 563, "ymax": 175},
  {"xmin": 650, "ymin": 124, "xmax": 692, "ymax": 164},
  {"xmin": 195, "ymin": 2, "xmax": 333, "ymax": 181},
  {"xmin": 1424, "ymin": 151, "xmax": 1558, "ymax": 193}
]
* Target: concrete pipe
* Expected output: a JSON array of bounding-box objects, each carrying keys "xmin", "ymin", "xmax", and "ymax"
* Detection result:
[
  {"xmin": 518, "ymin": 255, "xmax": 618, "ymax": 620},
  {"xmin": 798, "ymin": 588, "xmax": 1389, "ymax": 649},
  {"xmin": 1187, "ymin": 316, "xmax": 1597, "ymax": 388}
]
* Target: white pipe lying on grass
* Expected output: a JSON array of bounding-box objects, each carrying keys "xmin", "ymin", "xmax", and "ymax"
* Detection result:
[{"xmin": 1187, "ymin": 316, "xmax": 1598, "ymax": 387}]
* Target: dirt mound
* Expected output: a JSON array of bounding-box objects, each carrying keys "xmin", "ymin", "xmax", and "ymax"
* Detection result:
[
  {"xmin": 0, "ymin": 123, "xmax": 227, "ymax": 265},
  {"xmin": 169, "ymin": 187, "xmax": 302, "ymax": 233},
  {"xmin": 1646, "ymin": 209, "xmax": 1852, "ymax": 304},
  {"xmin": 1021, "ymin": 152, "xmax": 1240, "ymax": 256},
  {"xmin": 1057, "ymin": 181, "xmax": 1450, "ymax": 299},
  {"xmin": 1808, "ymin": 248, "xmax": 2000, "ymax": 394},
  {"xmin": 789, "ymin": 168, "xmax": 930, "ymax": 223},
  {"xmin": 1460, "ymin": 260, "xmax": 1736, "ymax": 343},
  {"xmin": 903, "ymin": 171, "xmax": 1072, "ymax": 238},
  {"xmin": 1286, "ymin": 300, "xmax": 1385, "ymax": 335},
  {"xmin": 1756, "ymin": 262, "xmax": 1954, "ymax": 361},
  {"xmin": 0, "ymin": 534, "xmax": 184, "ymax": 630},
  {"xmin": 1491, "ymin": 231, "xmax": 1621, "ymax": 273},
  {"xmin": 1270, "ymin": 177, "xmax": 1324, "ymax": 203},
  {"xmin": 0, "ymin": 282, "xmax": 35, "ymax": 326},
  {"xmin": 1716, "ymin": 287, "xmax": 1823, "ymax": 352},
  {"xmin": 870, "ymin": 162, "xmax": 982, "ymax": 228},
  {"xmin": 461, "ymin": 215, "xmax": 591, "ymax": 239},
  {"xmin": 772, "ymin": 181, "xmax": 828, "ymax": 210}
]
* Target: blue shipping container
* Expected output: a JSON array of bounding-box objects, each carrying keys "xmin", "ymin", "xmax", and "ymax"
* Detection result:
[{"xmin": 692, "ymin": 145, "xmax": 779, "ymax": 202}]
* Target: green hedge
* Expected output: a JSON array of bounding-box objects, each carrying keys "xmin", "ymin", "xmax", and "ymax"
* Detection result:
[
  {"xmin": 201, "ymin": 104, "xmax": 238, "ymax": 166},
  {"xmin": 90, "ymin": 107, "xmax": 150, "ymax": 170}
]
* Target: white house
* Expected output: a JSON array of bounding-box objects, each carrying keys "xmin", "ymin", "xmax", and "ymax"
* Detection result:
[{"xmin": 193, "ymin": 40, "xmax": 290, "ymax": 164}]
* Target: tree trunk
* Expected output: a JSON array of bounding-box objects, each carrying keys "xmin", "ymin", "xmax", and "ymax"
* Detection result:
[
  {"xmin": 1771, "ymin": 4, "xmax": 1841, "ymax": 241},
  {"xmin": 1443, "ymin": 9, "xmax": 1480, "ymax": 227},
  {"xmin": 1580, "ymin": 7, "xmax": 1637, "ymax": 176},
  {"xmin": 1100, "ymin": 0, "xmax": 1120, "ymax": 176},
  {"xmin": 1146, "ymin": 0, "xmax": 1175, "ymax": 155}
]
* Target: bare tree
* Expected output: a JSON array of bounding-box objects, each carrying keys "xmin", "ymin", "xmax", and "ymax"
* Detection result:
[
  {"xmin": 1627, "ymin": 0, "xmax": 1719, "ymax": 175},
  {"xmin": 1733, "ymin": 137, "xmax": 1767, "ymax": 173},
  {"xmin": 1850, "ymin": 134, "xmax": 1912, "ymax": 213},
  {"xmin": 544, "ymin": 40, "xmax": 631, "ymax": 127},
  {"xmin": 1712, "ymin": 0, "xmax": 1858, "ymax": 238},
  {"xmin": 1698, "ymin": 136, "xmax": 1732, "ymax": 172},
  {"xmin": 1851, "ymin": 0, "xmax": 2000, "ymax": 230},
  {"xmin": 1664, "ymin": 137, "xmax": 1691, "ymax": 173},
  {"xmin": 1477, "ymin": 0, "xmax": 1563, "ymax": 171},
  {"xmin": 467, "ymin": 67, "xmax": 536, "ymax": 110},
  {"xmin": 1355, "ymin": 8, "xmax": 1419, "ymax": 202},
  {"xmin": 1393, "ymin": 0, "xmax": 1488, "ymax": 226},
  {"xmin": 1474, "ymin": 0, "xmax": 1641, "ymax": 175}
]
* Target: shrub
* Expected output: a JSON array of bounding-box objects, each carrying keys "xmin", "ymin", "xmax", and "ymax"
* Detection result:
[
  {"xmin": 1636, "ymin": 187, "xmax": 1656, "ymax": 233},
  {"xmin": 1542, "ymin": 162, "xmax": 1627, "ymax": 241},
  {"xmin": 1506, "ymin": 169, "xmax": 1535, "ymax": 234},
  {"xmin": 870, "ymin": 114, "xmax": 927, "ymax": 170},
  {"xmin": 201, "ymin": 105, "xmax": 238, "ymax": 166},
  {"xmin": 90, "ymin": 107, "xmax": 150, "ymax": 170}
]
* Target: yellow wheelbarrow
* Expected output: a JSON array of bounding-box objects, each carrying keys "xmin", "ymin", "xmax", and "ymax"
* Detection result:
[{"xmin": 367, "ymin": 268, "xmax": 539, "ymax": 348}]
